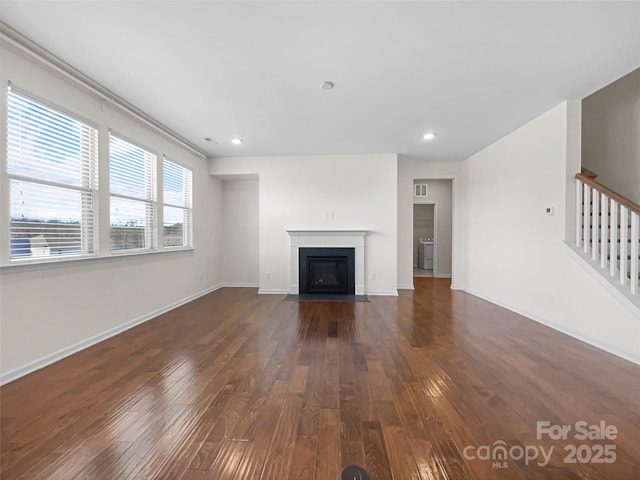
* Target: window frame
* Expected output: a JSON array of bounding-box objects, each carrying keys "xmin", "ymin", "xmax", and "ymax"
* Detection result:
[
  {"xmin": 108, "ymin": 131, "xmax": 158, "ymax": 254},
  {"xmin": 5, "ymin": 86, "xmax": 100, "ymax": 264},
  {"xmin": 1, "ymin": 83, "xmax": 197, "ymax": 269},
  {"xmin": 162, "ymin": 156, "xmax": 193, "ymax": 249}
]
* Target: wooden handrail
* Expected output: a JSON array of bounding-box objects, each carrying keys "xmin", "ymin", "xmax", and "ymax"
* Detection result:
[
  {"xmin": 575, "ymin": 172, "xmax": 640, "ymax": 215},
  {"xmin": 580, "ymin": 167, "xmax": 598, "ymax": 179}
]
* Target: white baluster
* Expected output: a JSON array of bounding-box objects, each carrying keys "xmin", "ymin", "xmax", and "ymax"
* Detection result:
[
  {"xmin": 600, "ymin": 193, "xmax": 608, "ymax": 269},
  {"xmin": 610, "ymin": 200, "xmax": 618, "ymax": 278},
  {"xmin": 620, "ymin": 206, "xmax": 628, "ymax": 286},
  {"xmin": 631, "ymin": 212, "xmax": 639, "ymax": 295},
  {"xmin": 592, "ymin": 189, "xmax": 599, "ymax": 261},
  {"xmin": 576, "ymin": 179, "xmax": 582, "ymax": 248},
  {"xmin": 583, "ymin": 183, "xmax": 590, "ymax": 254}
]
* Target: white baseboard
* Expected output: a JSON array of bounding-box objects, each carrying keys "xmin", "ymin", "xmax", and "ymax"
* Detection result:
[
  {"xmin": 397, "ymin": 284, "xmax": 415, "ymax": 290},
  {"xmin": 367, "ymin": 290, "xmax": 399, "ymax": 296},
  {"xmin": 223, "ymin": 282, "xmax": 259, "ymax": 288},
  {"xmin": 258, "ymin": 288, "xmax": 289, "ymax": 295},
  {"xmin": 0, "ymin": 283, "xmax": 223, "ymax": 386},
  {"xmin": 435, "ymin": 273, "xmax": 452, "ymax": 278},
  {"xmin": 459, "ymin": 286, "xmax": 640, "ymax": 366}
]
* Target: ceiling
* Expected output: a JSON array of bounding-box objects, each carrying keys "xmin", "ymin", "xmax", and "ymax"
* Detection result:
[{"xmin": 1, "ymin": 1, "xmax": 639, "ymax": 162}]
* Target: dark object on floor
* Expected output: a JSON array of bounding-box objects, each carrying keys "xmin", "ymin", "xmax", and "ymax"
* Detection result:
[
  {"xmin": 284, "ymin": 293, "xmax": 369, "ymax": 302},
  {"xmin": 340, "ymin": 464, "xmax": 370, "ymax": 480}
]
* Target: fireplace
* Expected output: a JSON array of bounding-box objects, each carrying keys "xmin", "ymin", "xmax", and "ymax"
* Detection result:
[
  {"xmin": 299, "ymin": 248, "xmax": 355, "ymax": 294},
  {"xmin": 286, "ymin": 230, "xmax": 367, "ymax": 295}
]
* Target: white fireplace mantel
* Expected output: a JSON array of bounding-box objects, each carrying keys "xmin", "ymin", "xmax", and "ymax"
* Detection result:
[{"xmin": 286, "ymin": 230, "xmax": 368, "ymax": 295}]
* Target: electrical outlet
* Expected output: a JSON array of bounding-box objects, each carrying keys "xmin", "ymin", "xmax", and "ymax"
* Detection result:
[
  {"xmin": 265, "ymin": 272, "xmax": 271, "ymax": 280},
  {"xmin": 370, "ymin": 273, "xmax": 376, "ymax": 280}
]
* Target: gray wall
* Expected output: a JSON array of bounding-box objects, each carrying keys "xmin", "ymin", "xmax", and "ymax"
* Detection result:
[{"xmin": 582, "ymin": 67, "xmax": 640, "ymax": 204}]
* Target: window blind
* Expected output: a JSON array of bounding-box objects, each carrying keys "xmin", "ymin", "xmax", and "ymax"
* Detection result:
[
  {"xmin": 109, "ymin": 134, "xmax": 157, "ymax": 251},
  {"xmin": 7, "ymin": 90, "xmax": 98, "ymax": 259},
  {"xmin": 162, "ymin": 157, "xmax": 192, "ymax": 248}
]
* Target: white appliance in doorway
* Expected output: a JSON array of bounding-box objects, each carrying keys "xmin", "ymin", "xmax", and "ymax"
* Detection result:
[{"xmin": 418, "ymin": 238, "xmax": 434, "ymax": 269}]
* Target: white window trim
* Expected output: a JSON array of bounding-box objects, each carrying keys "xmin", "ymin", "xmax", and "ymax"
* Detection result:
[
  {"xmin": 108, "ymin": 131, "xmax": 158, "ymax": 254},
  {"xmin": 5, "ymin": 86, "xmax": 100, "ymax": 264},
  {"xmin": 162, "ymin": 156, "xmax": 193, "ymax": 249},
  {"xmin": 1, "ymin": 86, "xmax": 198, "ymax": 269}
]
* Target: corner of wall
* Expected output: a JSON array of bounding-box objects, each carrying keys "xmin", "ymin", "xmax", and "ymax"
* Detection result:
[
  {"xmin": 459, "ymin": 100, "xmax": 639, "ymax": 365},
  {"xmin": 565, "ymin": 100, "xmax": 582, "ymax": 243}
]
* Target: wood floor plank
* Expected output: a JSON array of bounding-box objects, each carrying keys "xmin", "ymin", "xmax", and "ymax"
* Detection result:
[
  {"xmin": 287, "ymin": 435, "xmax": 317, "ymax": 480},
  {"xmin": 259, "ymin": 393, "xmax": 302, "ymax": 479},
  {"xmin": 314, "ymin": 408, "xmax": 341, "ymax": 479},
  {"xmin": 1, "ymin": 281, "xmax": 639, "ymax": 479},
  {"xmin": 228, "ymin": 380, "xmax": 290, "ymax": 478},
  {"xmin": 204, "ymin": 440, "xmax": 248, "ymax": 480},
  {"xmin": 362, "ymin": 420, "xmax": 393, "ymax": 479},
  {"xmin": 70, "ymin": 441, "xmax": 134, "ymax": 480}
]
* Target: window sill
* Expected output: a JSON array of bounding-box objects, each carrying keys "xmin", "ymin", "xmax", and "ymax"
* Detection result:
[{"xmin": 0, "ymin": 247, "xmax": 195, "ymax": 273}]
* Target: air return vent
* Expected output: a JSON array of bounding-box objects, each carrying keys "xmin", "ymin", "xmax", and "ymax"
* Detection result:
[{"xmin": 415, "ymin": 183, "xmax": 428, "ymax": 197}]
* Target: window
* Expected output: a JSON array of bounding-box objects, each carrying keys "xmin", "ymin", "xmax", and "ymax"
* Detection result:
[
  {"xmin": 109, "ymin": 134, "xmax": 157, "ymax": 251},
  {"xmin": 163, "ymin": 157, "xmax": 192, "ymax": 248},
  {"xmin": 6, "ymin": 89, "xmax": 98, "ymax": 260},
  {"xmin": 4, "ymin": 85, "xmax": 195, "ymax": 265}
]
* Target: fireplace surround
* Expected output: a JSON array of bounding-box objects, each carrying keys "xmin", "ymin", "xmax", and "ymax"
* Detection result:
[{"xmin": 286, "ymin": 230, "xmax": 367, "ymax": 295}]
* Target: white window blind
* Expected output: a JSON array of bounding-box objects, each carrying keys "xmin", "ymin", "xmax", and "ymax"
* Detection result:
[
  {"xmin": 6, "ymin": 89, "xmax": 98, "ymax": 260},
  {"xmin": 163, "ymin": 157, "xmax": 192, "ymax": 248},
  {"xmin": 109, "ymin": 134, "xmax": 157, "ymax": 251}
]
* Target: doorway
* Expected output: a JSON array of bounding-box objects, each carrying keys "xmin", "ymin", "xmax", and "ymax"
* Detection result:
[
  {"xmin": 412, "ymin": 179, "xmax": 453, "ymax": 279},
  {"xmin": 413, "ymin": 203, "xmax": 435, "ymax": 277}
]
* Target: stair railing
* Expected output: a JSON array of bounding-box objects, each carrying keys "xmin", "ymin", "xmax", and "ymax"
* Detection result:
[{"xmin": 576, "ymin": 169, "xmax": 640, "ymax": 297}]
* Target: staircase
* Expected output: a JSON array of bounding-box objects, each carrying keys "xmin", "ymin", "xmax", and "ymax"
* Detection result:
[{"xmin": 575, "ymin": 168, "xmax": 640, "ymax": 304}]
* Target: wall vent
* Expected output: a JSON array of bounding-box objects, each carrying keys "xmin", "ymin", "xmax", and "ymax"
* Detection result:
[{"xmin": 415, "ymin": 183, "xmax": 428, "ymax": 197}]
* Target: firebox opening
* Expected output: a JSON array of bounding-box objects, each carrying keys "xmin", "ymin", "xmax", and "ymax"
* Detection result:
[{"xmin": 299, "ymin": 247, "xmax": 355, "ymax": 295}]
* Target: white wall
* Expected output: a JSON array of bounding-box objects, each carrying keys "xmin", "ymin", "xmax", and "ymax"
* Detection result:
[
  {"xmin": 211, "ymin": 154, "xmax": 398, "ymax": 295},
  {"xmin": 0, "ymin": 42, "xmax": 223, "ymax": 382},
  {"xmin": 461, "ymin": 101, "xmax": 640, "ymax": 364},
  {"xmin": 222, "ymin": 178, "xmax": 259, "ymax": 286},
  {"xmin": 582, "ymin": 68, "xmax": 640, "ymax": 204},
  {"xmin": 2, "ymin": 42, "xmax": 635, "ymax": 388},
  {"xmin": 413, "ymin": 179, "xmax": 453, "ymax": 277},
  {"xmin": 397, "ymin": 161, "xmax": 463, "ymax": 289}
]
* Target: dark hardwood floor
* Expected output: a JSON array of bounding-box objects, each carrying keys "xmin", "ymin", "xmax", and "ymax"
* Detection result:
[{"xmin": 1, "ymin": 277, "xmax": 639, "ymax": 479}]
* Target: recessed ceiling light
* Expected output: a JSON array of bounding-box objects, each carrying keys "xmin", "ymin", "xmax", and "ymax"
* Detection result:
[
  {"xmin": 231, "ymin": 138, "xmax": 243, "ymax": 145},
  {"xmin": 423, "ymin": 132, "xmax": 436, "ymax": 141},
  {"xmin": 320, "ymin": 81, "xmax": 335, "ymax": 90}
]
